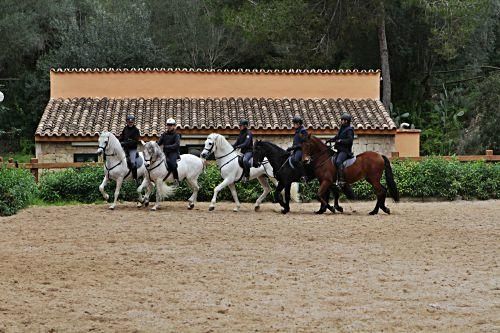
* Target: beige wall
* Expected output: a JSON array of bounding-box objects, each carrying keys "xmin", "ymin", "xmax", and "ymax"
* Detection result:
[
  {"xmin": 50, "ymin": 71, "xmax": 381, "ymax": 100},
  {"xmin": 395, "ymin": 129, "xmax": 420, "ymax": 157}
]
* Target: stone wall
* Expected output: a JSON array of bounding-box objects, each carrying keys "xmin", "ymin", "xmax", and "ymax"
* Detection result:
[
  {"xmin": 36, "ymin": 134, "xmax": 395, "ymax": 163},
  {"xmin": 36, "ymin": 142, "xmax": 100, "ymax": 163}
]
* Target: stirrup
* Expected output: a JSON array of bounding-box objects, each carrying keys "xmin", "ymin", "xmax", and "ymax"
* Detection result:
[{"xmin": 336, "ymin": 180, "xmax": 346, "ymax": 188}]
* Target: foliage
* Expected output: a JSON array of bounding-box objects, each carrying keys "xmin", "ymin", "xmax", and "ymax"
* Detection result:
[
  {"xmin": 0, "ymin": 0, "xmax": 499, "ymax": 154},
  {"xmin": 0, "ymin": 166, "xmax": 38, "ymax": 216},
  {"xmin": 36, "ymin": 160, "xmax": 500, "ymax": 206},
  {"xmin": 458, "ymin": 73, "xmax": 500, "ymax": 154}
]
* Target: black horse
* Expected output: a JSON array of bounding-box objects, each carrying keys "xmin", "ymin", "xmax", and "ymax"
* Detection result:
[{"xmin": 253, "ymin": 140, "xmax": 310, "ymax": 214}]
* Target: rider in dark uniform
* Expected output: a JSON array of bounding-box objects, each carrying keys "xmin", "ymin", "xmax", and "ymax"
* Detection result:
[
  {"xmin": 326, "ymin": 113, "xmax": 355, "ymax": 187},
  {"xmin": 286, "ymin": 115, "xmax": 309, "ymax": 182},
  {"xmin": 158, "ymin": 118, "xmax": 181, "ymax": 186},
  {"xmin": 232, "ymin": 119, "xmax": 253, "ymax": 183},
  {"xmin": 119, "ymin": 115, "xmax": 140, "ymax": 185}
]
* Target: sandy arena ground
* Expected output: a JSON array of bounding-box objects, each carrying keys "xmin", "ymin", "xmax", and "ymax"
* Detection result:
[{"xmin": 0, "ymin": 200, "xmax": 499, "ymax": 332}]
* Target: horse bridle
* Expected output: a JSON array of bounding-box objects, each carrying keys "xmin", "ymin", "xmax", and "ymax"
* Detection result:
[
  {"xmin": 98, "ymin": 139, "xmax": 117, "ymax": 157},
  {"xmin": 144, "ymin": 148, "xmax": 165, "ymax": 178},
  {"xmin": 203, "ymin": 139, "xmax": 238, "ymax": 170},
  {"xmin": 303, "ymin": 141, "xmax": 332, "ymax": 169}
]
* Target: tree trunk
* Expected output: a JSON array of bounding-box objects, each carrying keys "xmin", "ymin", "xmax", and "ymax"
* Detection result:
[{"xmin": 378, "ymin": 3, "xmax": 391, "ymax": 109}]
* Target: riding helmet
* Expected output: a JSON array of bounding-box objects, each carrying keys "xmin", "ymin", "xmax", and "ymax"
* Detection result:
[
  {"xmin": 126, "ymin": 115, "xmax": 135, "ymax": 122},
  {"xmin": 340, "ymin": 113, "xmax": 352, "ymax": 122},
  {"xmin": 239, "ymin": 119, "xmax": 249, "ymax": 127},
  {"xmin": 292, "ymin": 116, "xmax": 303, "ymax": 124},
  {"xmin": 166, "ymin": 118, "xmax": 176, "ymax": 125}
]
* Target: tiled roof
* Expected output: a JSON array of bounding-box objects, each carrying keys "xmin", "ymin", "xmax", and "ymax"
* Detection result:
[
  {"xmin": 51, "ymin": 68, "xmax": 380, "ymax": 75},
  {"xmin": 36, "ymin": 97, "xmax": 396, "ymax": 137}
]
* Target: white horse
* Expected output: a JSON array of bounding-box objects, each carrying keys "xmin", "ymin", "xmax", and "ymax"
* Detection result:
[
  {"xmin": 138, "ymin": 141, "xmax": 204, "ymax": 211},
  {"xmin": 200, "ymin": 133, "xmax": 277, "ymax": 212},
  {"xmin": 96, "ymin": 131, "xmax": 149, "ymax": 210}
]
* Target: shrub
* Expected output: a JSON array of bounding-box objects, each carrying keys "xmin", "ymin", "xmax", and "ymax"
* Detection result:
[
  {"xmin": 0, "ymin": 167, "xmax": 38, "ymax": 216},
  {"xmin": 39, "ymin": 166, "xmax": 139, "ymax": 203},
  {"xmin": 36, "ymin": 159, "xmax": 500, "ymax": 205}
]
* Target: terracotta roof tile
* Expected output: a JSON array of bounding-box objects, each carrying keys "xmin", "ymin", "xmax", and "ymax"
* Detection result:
[
  {"xmin": 50, "ymin": 68, "xmax": 380, "ymax": 75},
  {"xmin": 36, "ymin": 97, "xmax": 396, "ymax": 137}
]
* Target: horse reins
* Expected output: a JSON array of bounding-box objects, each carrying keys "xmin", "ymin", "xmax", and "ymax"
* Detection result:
[{"xmin": 307, "ymin": 147, "xmax": 333, "ymax": 170}]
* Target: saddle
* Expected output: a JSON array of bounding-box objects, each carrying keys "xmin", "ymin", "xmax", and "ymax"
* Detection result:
[
  {"xmin": 331, "ymin": 152, "xmax": 356, "ymax": 169},
  {"xmin": 125, "ymin": 151, "xmax": 144, "ymax": 169},
  {"xmin": 238, "ymin": 155, "xmax": 253, "ymax": 169},
  {"xmin": 287, "ymin": 156, "xmax": 299, "ymax": 169}
]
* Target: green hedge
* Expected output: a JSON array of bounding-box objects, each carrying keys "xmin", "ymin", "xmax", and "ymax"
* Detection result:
[
  {"xmin": 36, "ymin": 158, "xmax": 500, "ymax": 206},
  {"xmin": 301, "ymin": 158, "xmax": 500, "ymax": 201},
  {"xmin": 0, "ymin": 167, "xmax": 38, "ymax": 216}
]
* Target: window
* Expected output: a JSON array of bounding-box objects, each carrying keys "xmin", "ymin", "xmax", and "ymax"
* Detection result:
[{"xmin": 74, "ymin": 153, "xmax": 98, "ymax": 163}]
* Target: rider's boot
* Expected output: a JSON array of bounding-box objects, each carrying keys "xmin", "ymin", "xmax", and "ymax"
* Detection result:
[
  {"xmin": 172, "ymin": 168, "xmax": 180, "ymax": 187},
  {"xmin": 298, "ymin": 161, "xmax": 309, "ymax": 183},
  {"xmin": 132, "ymin": 166, "xmax": 139, "ymax": 186},
  {"xmin": 336, "ymin": 166, "xmax": 346, "ymax": 188},
  {"xmin": 242, "ymin": 165, "xmax": 250, "ymax": 183}
]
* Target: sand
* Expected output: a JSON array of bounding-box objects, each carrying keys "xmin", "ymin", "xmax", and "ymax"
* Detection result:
[{"xmin": 0, "ymin": 200, "xmax": 499, "ymax": 332}]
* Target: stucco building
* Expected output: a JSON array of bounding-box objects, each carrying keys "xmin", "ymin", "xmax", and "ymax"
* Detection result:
[{"xmin": 35, "ymin": 68, "xmax": 419, "ymax": 162}]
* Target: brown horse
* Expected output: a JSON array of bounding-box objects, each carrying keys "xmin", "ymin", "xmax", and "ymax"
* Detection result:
[{"xmin": 302, "ymin": 135, "xmax": 399, "ymax": 215}]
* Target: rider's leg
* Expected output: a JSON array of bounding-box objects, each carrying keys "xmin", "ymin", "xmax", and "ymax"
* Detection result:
[
  {"xmin": 128, "ymin": 148, "xmax": 139, "ymax": 186},
  {"xmin": 167, "ymin": 154, "xmax": 179, "ymax": 186},
  {"xmin": 294, "ymin": 150, "xmax": 308, "ymax": 182},
  {"xmin": 335, "ymin": 152, "xmax": 347, "ymax": 187},
  {"xmin": 243, "ymin": 152, "xmax": 252, "ymax": 180}
]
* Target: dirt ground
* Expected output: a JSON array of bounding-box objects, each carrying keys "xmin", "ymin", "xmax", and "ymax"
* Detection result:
[{"xmin": 0, "ymin": 200, "xmax": 499, "ymax": 332}]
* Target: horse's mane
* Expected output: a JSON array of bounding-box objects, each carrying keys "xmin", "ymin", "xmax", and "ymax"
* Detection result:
[
  {"xmin": 145, "ymin": 141, "xmax": 164, "ymax": 160},
  {"xmin": 309, "ymin": 135, "xmax": 328, "ymax": 148},
  {"xmin": 255, "ymin": 140, "xmax": 288, "ymax": 158}
]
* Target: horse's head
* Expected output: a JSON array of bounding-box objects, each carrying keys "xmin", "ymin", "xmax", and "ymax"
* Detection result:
[
  {"xmin": 302, "ymin": 134, "xmax": 317, "ymax": 165},
  {"xmin": 252, "ymin": 140, "xmax": 265, "ymax": 167},
  {"xmin": 97, "ymin": 131, "xmax": 111, "ymax": 155},
  {"xmin": 143, "ymin": 141, "xmax": 159, "ymax": 167},
  {"xmin": 200, "ymin": 133, "xmax": 218, "ymax": 159}
]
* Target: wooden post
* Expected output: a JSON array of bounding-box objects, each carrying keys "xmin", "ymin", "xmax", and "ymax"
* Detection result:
[
  {"xmin": 391, "ymin": 151, "xmax": 399, "ymax": 158},
  {"xmin": 30, "ymin": 158, "xmax": 39, "ymax": 182}
]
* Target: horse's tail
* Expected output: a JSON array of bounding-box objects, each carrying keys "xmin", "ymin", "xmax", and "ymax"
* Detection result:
[
  {"xmin": 382, "ymin": 155, "xmax": 399, "ymax": 202},
  {"xmin": 290, "ymin": 182, "xmax": 300, "ymax": 203},
  {"xmin": 157, "ymin": 181, "xmax": 176, "ymax": 200}
]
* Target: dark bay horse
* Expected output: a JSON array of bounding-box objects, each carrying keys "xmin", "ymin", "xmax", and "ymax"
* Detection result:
[
  {"xmin": 302, "ymin": 135, "xmax": 399, "ymax": 215},
  {"xmin": 253, "ymin": 140, "xmax": 310, "ymax": 214}
]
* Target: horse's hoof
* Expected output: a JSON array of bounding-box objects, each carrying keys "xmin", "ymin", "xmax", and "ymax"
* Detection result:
[
  {"xmin": 369, "ymin": 210, "xmax": 378, "ymax": 215},
  {"xmin": 254, "ymin": 206, "xmax": 260, "ymax": 212},
  {"xmin": 335, "ymin": 206, "xmax": 344, "ymax": 213},
  {"xmin": 281, "ymin": 209, "xmax": 289, "ymax": 214},
  {"xmin": 315, "ymin": 210, "xmax": 325, "ymax": 215},
  {"xmin": 382, "ymin": 207, "xmax": 391, "ymax": 214},
  {"xmin": 136, "ymin": 202, "xmax": 142, "ymax": 208},
  {"xmin": 144, "ymin": 201, "xmax": 149, "ymax": 207},
  {"xmin": 150, "ymin": 207, "xmax": 157, "ymax": 211},
  {"xmin": 188, "ymin": 203, "xmax": 195, "ymax": 210},
  {"xmin": 327, "ymin": 205, "xmax": 336, "ymax": 213},
  {"xmin": 208, "ymin": 206, "xmax": 215, "ymax": 211},
  {"xmin": 233, "ymin": 207, "xmax": 239, "ymax": 212},
  {"xmin": 108, "ymin": 206, "xmax": 115, "ymax": 210}
]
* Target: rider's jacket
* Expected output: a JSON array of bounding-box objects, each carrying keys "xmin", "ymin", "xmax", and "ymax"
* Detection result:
[
  {"xmin": 233, "ymin": 128, "xmax": 253, "ymax": 154},
  {"xmin": 119, "ymin": 125, "xmax": 140, "ymax": 150},
  {"xmin": 158, "ymin": 130, "xmax": 181, "ymax": 158}
]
